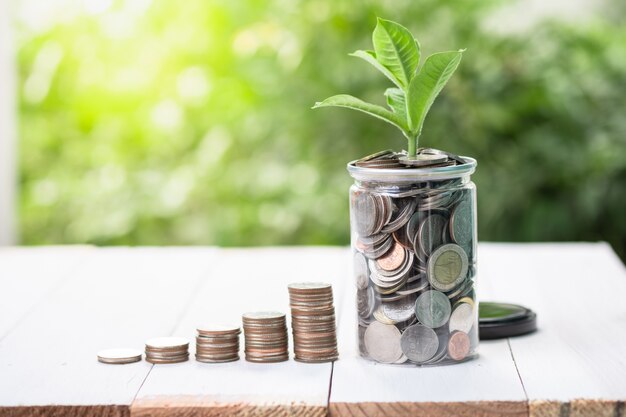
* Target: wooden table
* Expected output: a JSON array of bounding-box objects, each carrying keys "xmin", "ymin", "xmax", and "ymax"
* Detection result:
[{"xmin": 0, "ymin": 243, "xmax": 625, "ymax": 417}]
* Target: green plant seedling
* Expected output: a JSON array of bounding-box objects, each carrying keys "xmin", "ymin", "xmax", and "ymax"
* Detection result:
[{"xmin": 313, "ymin": 17, "xmax": 464, "ymax": 157}]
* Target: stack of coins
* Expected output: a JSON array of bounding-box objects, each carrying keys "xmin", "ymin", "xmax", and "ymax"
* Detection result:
[
  {"xmin": 195, "ymin": 325, "xmax": 241, "ymax": 363},
  {"xmin": 242, "ymin": 312, "xmax": 289, "ymax": 363},
  {"xmin": 145, "ymin": 337, "xmax": 189, "ymax": 364},
  {"xmin": 288, "ymin": 282, "xmax": 339, "ymax": 363}
]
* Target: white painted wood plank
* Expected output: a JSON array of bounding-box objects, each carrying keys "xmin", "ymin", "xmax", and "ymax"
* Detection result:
[
  {"xmin": 482, "ymin": 242, "xmax": 626, "ymax": 402},
  {"xmin": 133, "ymin": 247, "xmax": 349, "ymax": 415},
  {"xmin": 0, "ymin": 246, "xmax": 91, "ymax": 338},
  {"xmin": 0, "ymin": 0, "xmax": 18, "ymax": 245},
  {"xmin": 329, "ymin": 243, "xmax": 527, "ymax": 416},
  {"xmin": 0, "ymin": 247, "xmax": 216, "ymax": 407}
]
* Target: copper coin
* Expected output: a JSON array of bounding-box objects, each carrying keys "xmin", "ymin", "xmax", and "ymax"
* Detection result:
[
  {"xmin": 448, "ymin": 331, "xmax": 471, "ymax": 361},
  {"xmin": 146, "ymin": 355, "xmax": 189, "ymax": 364},
  {"xmin": 196, "ymin": 356, "xmax": 240, "ymax": 363},
  {"xmin": 376, "ymin": 243, "xmax": 406, "ymax": 271}
]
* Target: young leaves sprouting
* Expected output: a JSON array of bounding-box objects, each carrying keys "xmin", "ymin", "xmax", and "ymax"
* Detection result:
[{"xmin": 313, "ymin": 17, "xmax": 464, "ymax": 156}]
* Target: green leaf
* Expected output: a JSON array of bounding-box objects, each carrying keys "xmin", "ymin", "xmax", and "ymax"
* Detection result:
[
  {"xmin": 384, "ymin": 88, "xmax": 407, "ymax": 121},
  {"xmin": 407, "ymin": 50, "xmax": 464, "ymax": 134},
  {"xmin": 313, "ymin": 94, "xmax": 408, "ymax": 131},
  {"xmin": 349, "ymin": 50, "xmax": 403, "ymax": 89},
  {"xmin": 372, "ymin": 18, "xmax": 420, "ymax": 89}
]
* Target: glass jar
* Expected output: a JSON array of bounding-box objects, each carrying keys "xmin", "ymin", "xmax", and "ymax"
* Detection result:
[{"xmin": 349, "ymin": 155, "xmax": 478, "ymax": 366}]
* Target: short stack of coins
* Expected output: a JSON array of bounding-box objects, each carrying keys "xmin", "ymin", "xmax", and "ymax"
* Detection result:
[
  {"xmin": 288, "ymin": 282, "xmax": 339, "ymax": 363},
  {"xmin": 144, "ymin": 337, "xmax": 189, "ymax": 364},
  {"xmin": 195, "ymin": 325, "xmax": 241, "ymax": 363},
  {"xmin": 351, "ymin": 148, "xmax": 478, "ymax": 366},
  {"xmin": 242, "ymin": 312, "xmax": 289, "ymax": 363}
]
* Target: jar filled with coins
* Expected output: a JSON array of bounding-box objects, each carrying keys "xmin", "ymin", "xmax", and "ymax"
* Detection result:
[{"xmin": 349, "ymin": 149, "xmax": 478, "ymax": 366}]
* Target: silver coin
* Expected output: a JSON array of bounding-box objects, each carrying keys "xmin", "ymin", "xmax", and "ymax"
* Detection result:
[
  {"xmin": 406, "ymin": 211, "xmax": 424, "ymax": 242},
  {"xmin": 422, "ymin": 326, "xmax": 450, "ymax": 364},
  {"xmin": 427, "ymin": 243, "xmax": 469, "ymax": 292},
  {"xmin": 381, "ymin": 198, "xmax": 417, "ymax": 233},
  {"xmin": 359, "ymin": 235, "xmax": 394, "ymax": 259},
  {"xmin": 396, "ymin": 277, "xmax": 429, "ymax": 296},
  {"xmin": 450, "ymin": 198, "xmax": 473, "ymax": 255},
  {"xmin": 357, "ymin": 232, "xmax": 388, "ymax": 246},
  {"xmin": 447, "ymin": 278, "xmax": 474, "ymax": 300},
  {"xmin": 415, "ymin": 290, "xmax": 452, "ymax": 329},
  {"xmin": 373, "ymin": 305, "xmax": 397, "ymax": 325},
  {"xmin": 377, "ymin": 194, "xmax": 393, "ymax": 232},
  {"xmin": 242, "ymin": 311, "xmax": 286, "ymax": 320},
  {"xmin": 364, "ymin": 321, "xmax": 403, "ymax": 363},
  {"xmin": 357, "ymin": 149, "xmax": 395, "ymax": 163},
  {"xmin": 417, "ymin": 214, "xmax": 447, "ymax": 258},
  {"xmin": 97, "ymin": 348, "xmax": 142, "ymax": 364},
  {"xmin": 449, "ymin": 301, "xmax": 474, "ymax": 334},
  {"xmin": 399, "ymin": 154, "xmax": 448, "ymax": 167},
  {"xmin": 400, "ymin": 324, "xmax": 439, "ymax": 363},
  {"xmin": 357, "ymin": 286, "xmax": 376, "ymax": 318},
  {"xmin": 353, "ymin": 191, "xmax": 377, "ymax": 236},
  {"xmin": 353, "ymin": 252, "xmax": 369, "ymax": 290},
  {"xmin": 145, "ymin": 337, "xmax": 189, "ymax": 350},
  {"xmin": 381, "ymin": 293, "xmax": 417, "ymax": 323}
]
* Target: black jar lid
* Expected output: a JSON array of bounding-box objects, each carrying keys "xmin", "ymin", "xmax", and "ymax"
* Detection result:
[{"xmin": 479, "ymin": 302, "xmax": 537, "ymax": 340}]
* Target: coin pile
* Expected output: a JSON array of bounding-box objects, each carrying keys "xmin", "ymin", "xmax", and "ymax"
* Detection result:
[
  {"xmin": 288, "ymin": 282, "xmax": 339, "ymax": 363},
  {"xmin": 351, "ymin": 148, "xmax": 478, "ymax": 366},
  {"xmin": 195, "ymin": 325, "xmax": 241, "ymax": 363},
  {"xmin": 242, "ymin": 312, "xmax": 289, "ymax": 363},
  {"xmin": 145, "ymin": 337, "xmax": 190, "ymax": 364}
]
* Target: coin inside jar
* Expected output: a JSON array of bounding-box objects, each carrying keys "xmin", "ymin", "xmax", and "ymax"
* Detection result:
[
  {"xmin": 449, "ymin": 301, "xmax": 474, "ymax": 333},
  {"xmin": 427, "ymin": 243, "xmax": 469, "ymax": 292},
  {"xmin": 364, "ymin": 321, "xmax": 403, "ymax": 363},
  {"xmin": 448, "ymin": 330, "xmax": 471, "ymax": 361},
  {"xmin": 415, "ymin": 290, "xmax": 451, "ymax": 329},
  {"xmin": 399, "ymin": 324, "xmax": 439, "ymax": 363},
  {"xmin": 376, "ymin": 242, "xmax": 406, "ymax": 271},
  {"xmin": 353, "ymin": 252, "xmax": 369, "ymax": 290}
]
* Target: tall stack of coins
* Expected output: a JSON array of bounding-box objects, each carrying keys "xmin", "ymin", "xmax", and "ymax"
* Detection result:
[
  {"xmin": 195, "ymin": 325, "xmax": 241, "ymax": 363},
  {"xmin": 242, "ymin": 312, "xmax": 289, "ymax": 363},
  {"xmin": 288, "ymin": 282, "xmax": 339, "ymax": 363},
  {"xmin": 350, "ymin": 148, "xmax": 478, "ymax": 366},
  {"xmin": 145, "ymin": 337, "xmax": 189, "ymax": 364}
]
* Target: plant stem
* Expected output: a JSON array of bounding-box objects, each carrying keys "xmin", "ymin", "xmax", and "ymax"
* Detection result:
[{"xmin": 407, "ymin": 134, "xmax": 417, "ymax": 157}]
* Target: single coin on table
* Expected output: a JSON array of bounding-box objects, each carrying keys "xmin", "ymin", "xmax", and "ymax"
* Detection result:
[
  {"xmin": 415, "ymin": 290, "xmax": 452, "ymax": 329},
  {"xmin": 97, "ymin": 348, "xmax": 142, "ymax": 364}
]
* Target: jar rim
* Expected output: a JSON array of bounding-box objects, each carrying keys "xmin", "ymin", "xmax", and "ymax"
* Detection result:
[{"xmin": 347, "ymin": 156, "xmax": 477, "ymax": 183}]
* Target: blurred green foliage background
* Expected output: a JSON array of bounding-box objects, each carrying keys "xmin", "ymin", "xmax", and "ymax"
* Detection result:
[{"xmin": 15, "ymin": 0, "xmax": 626, "ymax": 258}]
